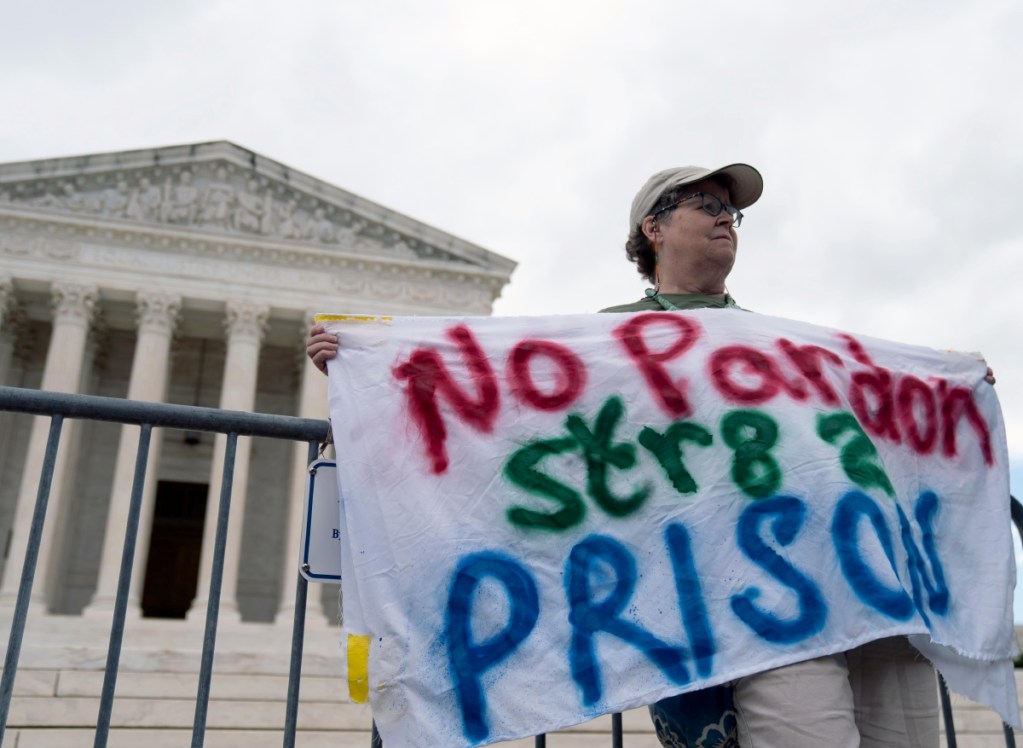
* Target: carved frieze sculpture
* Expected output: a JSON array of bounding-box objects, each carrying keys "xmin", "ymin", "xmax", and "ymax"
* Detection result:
[{"xmin": 6, "ymin": 162, "xmax": 465, "ymax": 264}]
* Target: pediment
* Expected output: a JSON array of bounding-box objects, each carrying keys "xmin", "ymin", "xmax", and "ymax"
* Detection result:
[{"xmin": 0, "ymin": 141, "xmax": 515, "ymax": 274}]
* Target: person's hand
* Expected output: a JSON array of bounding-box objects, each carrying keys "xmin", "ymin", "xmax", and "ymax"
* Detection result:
[
  {"xmin": 985, "ymin": 366, "xmax": 996, "ymax": 385},
  {"xmin": 306, "ymin": 323, "xmax": 339, "ymax": 375}
]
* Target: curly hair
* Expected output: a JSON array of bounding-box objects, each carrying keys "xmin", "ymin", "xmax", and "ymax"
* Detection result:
[
  {"xmin": 623, "ymin": 186, "xmax": 687, "ymax": 284},
  {"xmin": 623, "ymin": 177, "xmax": 733, "ymax": 285}
]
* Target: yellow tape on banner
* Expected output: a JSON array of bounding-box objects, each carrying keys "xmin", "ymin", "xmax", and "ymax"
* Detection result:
[
  {"xmin": 347, "ymin": 634, "xmax": 371, "ymax": 703},
  {"xmin": 314, "ymin": 314, "xmax": 393, "ymax": 324}
]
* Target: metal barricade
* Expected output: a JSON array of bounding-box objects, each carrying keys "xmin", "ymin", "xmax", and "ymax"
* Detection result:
[
  {"xmin": 935, "ymin": 495, "xmax": 1022, "ymax": 748},
  {"xmin": 0, "ymin": 385, "xmax": 328, "ymax": 748},
  {"xmin": 0, "ymin": 385, "xmax": 1019, "ymax": 748}
]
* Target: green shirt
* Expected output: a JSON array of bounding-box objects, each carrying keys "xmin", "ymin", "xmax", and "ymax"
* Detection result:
[{"xmin": 599, "ymin": 292, "xmax": 740, "ymax": 313}]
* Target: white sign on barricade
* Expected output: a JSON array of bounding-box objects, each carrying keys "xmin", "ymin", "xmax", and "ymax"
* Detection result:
[{"xmin": 299, "ymin": 459, "xmax": 342, "ymax": 583}]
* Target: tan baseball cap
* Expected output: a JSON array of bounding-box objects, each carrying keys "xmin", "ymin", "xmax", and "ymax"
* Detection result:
[{"xmin": 629, "ymin": 164, "xmax": 763, "ymax": 230}]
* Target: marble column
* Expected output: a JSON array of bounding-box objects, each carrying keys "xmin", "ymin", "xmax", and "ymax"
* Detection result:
[
  {"xmin": 0, "ymin": 276, "xmax": 14, "ymax": 385},
  {"xmin": 0, "ymin": 279, "xmax": 24, "ymax": 558},
  {"xmin": 84, "ymin": 291, "xmax": 180, "ymax": 617},
  {"xmin": 0, "ymin": 282, "xmax": 98, "ymax": 610},
  {"xmin": 187, "ymin": 300, "xmax": 268, "ymax": 621},
  {"xmin": 276, "ymin": 313, "xmax": 331, "ymax": 626}
]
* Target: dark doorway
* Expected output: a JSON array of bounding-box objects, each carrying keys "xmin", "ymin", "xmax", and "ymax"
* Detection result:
[{"xmin": 141, "ymin": 481, "xmax": 207, "ymax": 618}]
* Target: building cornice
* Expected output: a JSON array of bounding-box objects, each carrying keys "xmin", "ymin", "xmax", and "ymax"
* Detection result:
[
  {"xmin": 0, "ymin": 141, "xmax": 517, "ymax": 278},
  {"xmin": 0, "ymin": 209, "xmax": 504, "ymax": 315}
]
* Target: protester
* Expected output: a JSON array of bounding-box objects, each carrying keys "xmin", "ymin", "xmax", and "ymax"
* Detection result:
[
  {"xmin": 306, "ymin": 164, "xmax": 996, "ymax": 747},
  {"xmin": 601, "ymin": 164, "xmax": 760, "ymax": 746},
  {"xmin": 609, "ymin": 164, "xmax": 943, "ymax": 748}
]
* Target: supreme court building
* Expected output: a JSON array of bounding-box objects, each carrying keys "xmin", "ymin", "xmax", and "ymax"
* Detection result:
[{"xmin": 0, "ymin": 141, "xmax": 515, "ymax": 628}]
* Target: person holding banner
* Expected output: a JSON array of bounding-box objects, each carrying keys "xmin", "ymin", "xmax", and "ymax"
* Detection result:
[
  {"xmin": 606, "ymin": 164, "xmax": 941, "ymax": 748},
  {"xmin": 304, "ymin": 164, "xmax": 998, "ymax": 748},
  {"xmin": 600, "ymin": 164, "xmax": 760, "ymax": 747}
]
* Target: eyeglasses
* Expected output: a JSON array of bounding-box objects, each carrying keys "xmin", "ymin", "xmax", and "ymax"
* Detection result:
[{"xmin": 651, "ymin": 192, "xmax": 744, "ymax": 227}]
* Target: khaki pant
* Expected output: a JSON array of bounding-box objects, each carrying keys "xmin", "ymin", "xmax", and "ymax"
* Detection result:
[{"xmin": 734, "ymin": 637, "xmax": 939, "ymax": 748}]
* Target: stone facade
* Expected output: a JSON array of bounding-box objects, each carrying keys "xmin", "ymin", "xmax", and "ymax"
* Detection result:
[{"xmin": 0, "ymin": 141, "xmax": 516, "ymax": 624}]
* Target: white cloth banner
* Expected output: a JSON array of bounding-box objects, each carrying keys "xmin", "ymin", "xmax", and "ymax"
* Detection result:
[{"xmin": 323, "ymin": 308, "xmax": 1019, "ymax": 748}]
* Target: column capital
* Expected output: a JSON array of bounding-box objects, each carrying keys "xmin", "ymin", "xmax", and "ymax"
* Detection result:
[
  {"xmin": 0, "ymin": 276, "xmax": 16, "ymax": 335},
  {"xmin": 4, "ymin": 306, "xmax": 33, "ymax": 364},
  {"xmin": 0, "ymin": 281, "xmax": 31, "ymax": 364},
  {"xmin": 0, "ymin": 276, "xmax": 13, "ymax": 327},
  {"xmin": 89, "ymin": 309, "xmax": 111, "ymax": 374},
  {"xmin": 224, "ymin": 300, "xmax": 269, "ymax": 344},
  {"xmin": 136, "ymin": 291, "xmax": 182, "ymax": 335},
  {"xmin": 50, "ymin": 282, "xmax": 99, "ymax": 326}
]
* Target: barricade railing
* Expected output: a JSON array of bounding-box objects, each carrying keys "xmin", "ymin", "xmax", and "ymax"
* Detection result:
[
  {"xmin": 934, "ymin": 493, "xmax": 1023, "ymax": 748},
  {"xmin": 0, "ymin": 385, "xmax": 327, "ymax": 748},
  {"xmin": 0, "ymin": 384, "xmax": 1018, "ymax": 748}
]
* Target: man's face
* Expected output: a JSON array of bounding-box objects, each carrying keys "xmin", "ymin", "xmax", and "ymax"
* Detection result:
[{"xmin": 646, "ymin": 178, "xmax": 738, "ymax": 290}]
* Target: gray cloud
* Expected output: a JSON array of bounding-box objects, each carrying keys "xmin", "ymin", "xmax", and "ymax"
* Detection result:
[{"xmin": 1, "ymin": 0, "xmax": 1021, "ymax": 463}]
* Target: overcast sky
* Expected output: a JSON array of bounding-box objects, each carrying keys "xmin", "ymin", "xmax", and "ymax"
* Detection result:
[{"xmin": 3, "ymin": 0, "xmax": 1022, "ymax": 613}]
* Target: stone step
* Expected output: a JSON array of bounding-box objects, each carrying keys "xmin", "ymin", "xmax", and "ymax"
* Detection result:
[
  {"xmin": 7, "ymin": 695, "xmax": 368, "ymax": 731},
  {"xmin": 5, "ymin": 702, "xmax": 664, "ymax": 747},
  {"xmin": 943, "ymin": 702, "xmax": 1019, "ymax": 735},
  {"xmin": 8, "ymin": 727, "xmax": 1021, "ymax": 748},
  {"xmin": 11, "ymin": 668, "xmax": 345, "ymax": 702},
  {"xmin": 10, "ymin": 730, "xmax": 371, "ymax": 748},
  {"xmin": 10, "ymin": 694, "xmax": 1018, "ymax": 746},
  {"xmin": 6, "ymin": 664, "xmax": 1021, "ymax": 746},
  {"xmin": 7, "ymin": 639, "xmax": 344, "ymax": 678},
  {"xmin": 0, "ymin": 728, "xmax": 670, "ymax": 748},
  {"xmin": 4, "ymin": 614, "xmax": 346, "ymax": 677},
  {"xmin": 5, "ymin": 692, "xmax": 662, "ymax": 732}
]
